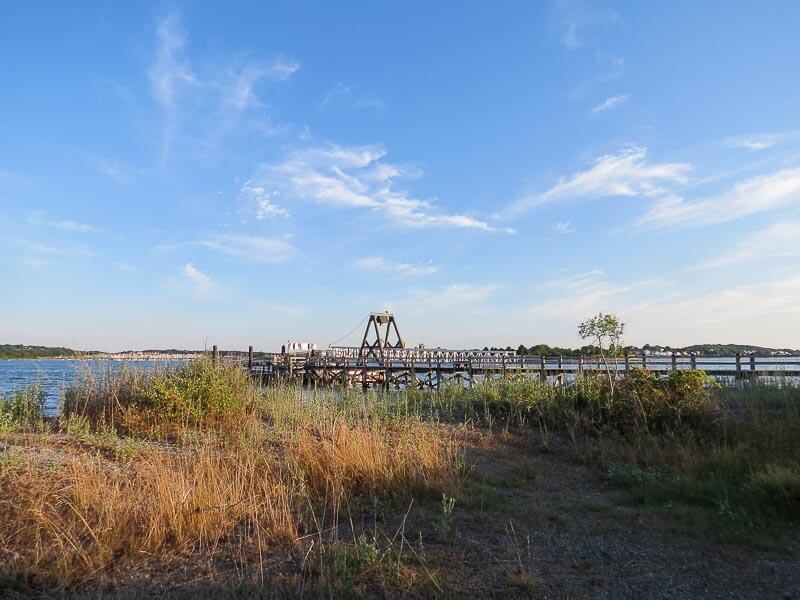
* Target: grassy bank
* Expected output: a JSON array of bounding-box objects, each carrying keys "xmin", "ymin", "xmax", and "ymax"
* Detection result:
[{"xmin": 0, "ymin": 361, "xmax": 798, "ymax": 596}]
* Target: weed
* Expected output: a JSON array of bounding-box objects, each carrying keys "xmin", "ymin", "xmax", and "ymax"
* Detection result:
[{"xmin": 434, "ymin": 494, "xmax": 456, "ymax": 537}]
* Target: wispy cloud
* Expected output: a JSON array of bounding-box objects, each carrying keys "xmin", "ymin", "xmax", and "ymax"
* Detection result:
[
  {"xmin": 146, "ymin": 14, "xmax": 298, "ymax": 166},
  {"xmin": 568, "ymin": 55, "xmax": 625, "ymax": 99},
  {"xmin": 555, "ymin": 0, "xmax": 619, "ymax": 48},
  {"xmin": 148, "ymin": 13, "xmax": 196, "ymax": 165},
  {"xmin": 27, "ymin": 210, "xmax": 109, "ymax": 235},
  {"xmin": 725, "ymin": 131, "xmax": 799, "ymax": 151},
  {"xmin": 530, "ymin": 270, "xmax": 664, "ymax": 318},
  {"xmin": 639, "ymin": 167, "xmax": 800, "ymax": 228},
  {"xmin": 319, "ymin": 83, "xmax": 384, "ymax": 113},
  {"xmin": 510, "ymin": 146, "xmax": 690, "ymax": 214},
  {"xmin": 552, "ymin": 221, "xmax": 575, "ymax": 234},
  {"xmin": 266, "ymin": 58, "xmax": 300, "ymax": 80},
  {"xmin": 149, "ymin": 14, "xmax": 196, "ymax": 109},
  {"xmin": 252, "ymin": 143, "xmax": 500, "ymax": 231},
  {"xmin": 591, "ymin": 94, "xmax": 629, "ymax": 113},
  {"xmin": 156, "ymin": 234, "xmax": 294, "ymax": 264},
  {"xmin": 201, "ymin": 234, "xmax": 294, "ymax": 263},
  {"xmin": 356, "ymin": 256, "xmax": 439, "ymax": 277},
  {"xmin": 402, "ymin": 283, "xmax": 500, "ymax": 314},
  {"xmin": 0, "ymin": 234, "xmax": 94, "ymax": 268},
  {"xmin": 181, "ymin": 262, "xmax": 217, "ymax": 298},
  {"xmin": 692, "ymin": 222, "xmax": 800, "ymax": 269}
]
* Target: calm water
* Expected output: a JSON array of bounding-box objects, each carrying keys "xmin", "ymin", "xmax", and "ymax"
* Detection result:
[{"xmin": 0, "ymin": 359, "xmax": 186, "ymax": 415}]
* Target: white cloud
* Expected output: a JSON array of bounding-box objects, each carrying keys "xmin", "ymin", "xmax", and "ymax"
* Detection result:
[
  {"xmin": 266, "ymin": 58, "xmax": 300, "ymax": 80},
  {"xmin": 639, "ymin": 167, "xmax": 800, "ymax": 228},
  {"xmin": 239, "ymin": 180, "xmax": 289, "ymax": 219},
  {"xmin": 155, "ymin": 234, "xmax": 294, "ymax": 264},
  {"xmin": 568, "ymin": 55, "xmax": 625, "ymax": 99},
  {"xmin": 692, "ymin": 222, "xmax": 800, "ymax": 269},
  {"xmin": 200, "ymin": 234, "xmax": 294, "ymax": 263},
  {"xmin": 726, "ymin": 131, "xmax": 799, "ymax": 151},
  {"xmin": 252, "ymin": 143, "xmax": 498, "ymax": 231},
  {"xmin": 510, "ymin": 146, "xmax": 690, "ymax": 214},
  {"xmin": 221, "ymin": 63, "xmax": 265, "ymax": 113},
  {"xmin": 319, "ymin": 83, "xmax": 384, "ymax": 112},
  {"xmin": 0, "ymin": 234, "xmax": 94, "ymax": 267},
  {"xmin": 402, "ymin": 283, "xmax": 500, "ymax": 314},
  {"xmin": 27, "ymin": 210, "xmax": 108, "ymax": 235},
  {"xmin": 552, "ymin": 221, "xmax": 575, "ymax": 234},
  {"xmin": 591, "ymin": 94, "xmax": 629, "ymax": 113},
  {"xmin": 356, "ymin": 256, "xmax": 439, "ymax": 277},
  {"xmin": 182, "ymin": 263, "xmax": 214, "ymax": 297},
  {"xmin": 146, "ymin": 15, "xmax": 297, "ymax": 166},
  {"xmin": 530, "ymin": 270, "xmax": 663, "ymax": 318},
  {"xmin": 555, "ymin": 0, "xmax": 619, "ymax": 48},
  {"xmin": 148, "ymin": 14, "xmax": 196, "ymax": 109}
]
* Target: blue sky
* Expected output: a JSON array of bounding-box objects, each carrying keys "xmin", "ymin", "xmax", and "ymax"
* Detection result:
[{"xmin": 2, "ymin": 1, "xmax": 800, "ymax": 351}]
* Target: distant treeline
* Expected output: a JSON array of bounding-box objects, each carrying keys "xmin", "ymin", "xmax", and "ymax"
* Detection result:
[
  {"xmin": 497, "ymin": 343, "xmax": 800, "ymax": 357},
  {"xmin": 0, "ymin": 345, "xmax": 99, "ymax": 359}
]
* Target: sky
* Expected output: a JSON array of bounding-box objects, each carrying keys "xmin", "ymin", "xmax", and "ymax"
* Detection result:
[{"xmin": 2, "ymin": 1, "xmax": 800, "ymax": 352}]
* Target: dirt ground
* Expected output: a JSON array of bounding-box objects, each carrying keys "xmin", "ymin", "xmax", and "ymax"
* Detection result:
[
  {"xmin": 431, "ymin": 433, "xmax": 800, "ymax": 599},
  {"xmin": 2, "ymin": 432, "xmax": 799, "ymax": 599}
]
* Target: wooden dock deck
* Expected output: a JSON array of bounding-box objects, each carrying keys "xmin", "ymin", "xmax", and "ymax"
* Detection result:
[{"xmin": 236, "ymin": 349, "xmax": 800, "ymax": 389}]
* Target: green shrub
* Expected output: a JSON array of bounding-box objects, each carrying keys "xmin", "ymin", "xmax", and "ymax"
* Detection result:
[
  {"xmin": 137, "ymin": 358, "xmax": 256, "ymax": 428},
  {"xmin": 63, "ymin": 358, "xmax": 258, "ymax": 434},
  {"xmin": 608, "ymin": 369, "xmax": 720, "ymax": 435},
  {"xmin": 0, "ymin": 387, "xmax": 46, "ymax": 433}
]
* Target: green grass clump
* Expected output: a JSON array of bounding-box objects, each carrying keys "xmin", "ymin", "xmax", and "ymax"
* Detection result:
[
  {"xmin": 63, "ymin": 358, "xmax": 258, "ymax": 436},
  {"xmin": 0, "ymin": 386, "xmax": 46, "ymax": 433}
]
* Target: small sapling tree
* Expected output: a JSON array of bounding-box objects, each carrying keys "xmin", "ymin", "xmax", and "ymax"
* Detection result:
[{"xmin": 578, "ymin": 313, "xmax": 625, "ymax": 396}]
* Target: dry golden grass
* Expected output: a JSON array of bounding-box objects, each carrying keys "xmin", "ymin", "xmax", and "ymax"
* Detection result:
[{"xmin": 0, "ymin": 408, "xmax": 461, "ymax": 588}]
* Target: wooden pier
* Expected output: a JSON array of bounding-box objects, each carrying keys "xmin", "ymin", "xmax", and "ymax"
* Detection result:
[
  {"xmin": 221, "ymin": 312, "xmax": 800, "ymax": 389},
  {"xmin": 240, "ymin": 350, "xmax": 800, "ymax": 389}
]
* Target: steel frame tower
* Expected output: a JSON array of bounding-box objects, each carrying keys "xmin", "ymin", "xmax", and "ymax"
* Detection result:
[{"xmin": 358, "ymin": 312, "xmax": 404, "ymax": 361}]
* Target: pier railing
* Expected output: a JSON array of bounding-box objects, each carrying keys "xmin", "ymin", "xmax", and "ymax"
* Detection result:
[{"xmin": 225, "ymin": 349, "xmax": 800, "ymax": 388}]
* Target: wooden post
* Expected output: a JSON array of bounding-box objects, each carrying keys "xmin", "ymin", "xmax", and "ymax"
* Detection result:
[
  {"xmin": 436, "ymin": 360, "xmax": 442, "ymax": 390},
  {"xmin": 690, "ymin": 353, "xmax": 697, "ymax": 370},
  {"xmin": 362, "ymin": 359, "xmax": 368, "ymax": 391},
  {"xmin": 247, "ymin": 345, "xmax": 254, "ymax": 371},
  {"xmin": 212, "ymin": 345, "xmax": 219, "ymax": 364},
  {"xmin": 735, "ymin": 352, "xmax": 742, "ymax": 380},
  {"xmin": 540, "ymin": 354, "xmax": 546, "ymax": 382},
  {"xmin": 671, "ymin": 352, "xmax": 677, "ymax": 372},
  {"xmin": 624, "ymin": 353, "xmax": 630, "ymax": 374},
  {"xmin": 750, "ymin": 352, "xmax": 756, "ymax": 382}
]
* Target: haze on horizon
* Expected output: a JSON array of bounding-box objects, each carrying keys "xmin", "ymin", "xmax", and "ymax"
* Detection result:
[{"xmin": 2, "ymin": 2, "xmax": 800, "ymax": 353}]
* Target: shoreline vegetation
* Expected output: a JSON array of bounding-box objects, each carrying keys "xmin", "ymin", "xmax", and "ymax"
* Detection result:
[
  {"xmin": 2, "ymin": 342, "xmax": 799, "ymax": 361},
  {"xmin": 0, "ymin": 359, "xmax": 798, "ymax": 597}
]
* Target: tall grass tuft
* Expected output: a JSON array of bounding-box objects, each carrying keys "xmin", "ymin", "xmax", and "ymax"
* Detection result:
[
  {"xmin": 0, "ymin": 386, "xmax": 46, "ymax": 433},
  {"xmin": 62, "ymin": 358, "xmax": 259, "ymax": 436}
]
